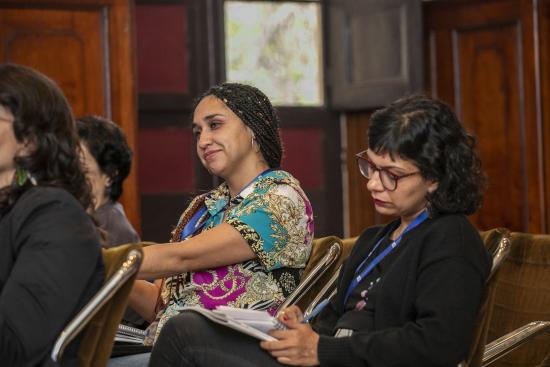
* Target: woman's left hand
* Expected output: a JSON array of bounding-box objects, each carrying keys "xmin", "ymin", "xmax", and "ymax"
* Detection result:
[{"xmin": 260, "ymin": 306, "xmax": 320, "ymax": 366}]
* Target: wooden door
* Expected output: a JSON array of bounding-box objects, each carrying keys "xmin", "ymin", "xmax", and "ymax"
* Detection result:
[
  {"xmin": 0, "ymin": 0, "xmax": 139, "ymax": 231},
  {"xmin": 424, "ymin": 0, "xmax": 546, "ymax": 233}
]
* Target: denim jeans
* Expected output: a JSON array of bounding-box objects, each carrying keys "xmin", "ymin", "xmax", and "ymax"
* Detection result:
[{"xmin": 149, "ymin": 312, "xmax": 286, "ymax": 367}]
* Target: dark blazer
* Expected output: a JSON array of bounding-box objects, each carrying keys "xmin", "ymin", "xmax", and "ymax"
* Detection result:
[{"xmin": 0, "ymin": 187, "xmax": 104, "ymax": 366}]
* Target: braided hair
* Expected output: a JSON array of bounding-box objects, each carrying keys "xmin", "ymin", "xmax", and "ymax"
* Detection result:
[{"xmin": 194, "ymin": 83, "xmax": 283, "ymax": 168}]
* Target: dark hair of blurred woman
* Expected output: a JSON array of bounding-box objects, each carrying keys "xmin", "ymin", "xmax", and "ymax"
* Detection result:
[
  {"xmin": 77, "ymin": 115, "xmax": 132, "ymax": 203},
  {"xmin": 0, "ymin": 63, "xmax": 91, "ymax": 213}
]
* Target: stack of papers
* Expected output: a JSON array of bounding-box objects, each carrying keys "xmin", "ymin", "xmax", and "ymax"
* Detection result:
[
  {"xmin": 181, "ymin": 306, "xmax": 286, "ymax": 341},
  {"xmin": 115, "ymin": 324, "xmax": 146, "ymax": 344}
]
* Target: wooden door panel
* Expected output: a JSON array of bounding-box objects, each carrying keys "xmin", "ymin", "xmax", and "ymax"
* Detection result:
[
  {"xmin": 0, "ymin": 0, "xmax": 139, "ymax": 232},
  {"xmin": 344, "ymin": 111, "xmax": 394, "ymax": 237},
  {"xmin": 0, "ymin": 8, "xmax": 105, "ymax": 116},
  {"xmin": 543, "ymin": 1, "xmax": 550, "ymax": 236},
  {"xmin": 425, "ymin": 0, "xmax": 543, "ymax": 232},
  {"xmin": 426, "ymin": 29, "xmax": 455, "ymax": 101},
  {"xmin": 456, "ymin": 24, "xmax": 525, "ymax": 231}
]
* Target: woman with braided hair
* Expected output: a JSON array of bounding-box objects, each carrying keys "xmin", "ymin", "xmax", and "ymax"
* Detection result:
[{"xmin": 109, "ymin": 83, "xmax": 313, "ymax": 366}]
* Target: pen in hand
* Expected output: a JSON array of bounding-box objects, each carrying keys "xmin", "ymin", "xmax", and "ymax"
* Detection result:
[{"xmin": 302, "ymin": 298, "xmax": 330, "ymax": 324}]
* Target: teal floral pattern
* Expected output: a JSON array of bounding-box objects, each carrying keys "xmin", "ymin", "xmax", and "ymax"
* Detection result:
[{"xmin": 145, "ymin": 170, "xmax": 314, "ymax": 344}]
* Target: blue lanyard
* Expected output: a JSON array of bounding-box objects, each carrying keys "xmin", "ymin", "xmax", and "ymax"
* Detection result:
[
  {"xmin": 179, "ymin": 168, "xmax": 273, "ymax": 241},
  {"xmin": 343, "ymin": 211, "xmax": 429, "ymax": 305},
  {"xmin": 180, "ymin": 206, "xmax": 208, "ymax": 240}
]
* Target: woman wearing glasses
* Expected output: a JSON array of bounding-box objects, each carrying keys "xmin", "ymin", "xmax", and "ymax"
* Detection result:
[{"xmin": 149, "ymin": 95, "xmax": 491, "ymax": 367}]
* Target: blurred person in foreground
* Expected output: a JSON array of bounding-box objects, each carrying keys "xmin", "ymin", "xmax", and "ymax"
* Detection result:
[
  {"xmin": 77, "ymin": 115, "xmax": 143, "ymax": 329},
  {"xmin": 0, "ymin": 63, "xmax": 104, "ymax": 366},
  {"xmin": 77, "ymin": 115, "xmax": 139, "ymax": 248}
]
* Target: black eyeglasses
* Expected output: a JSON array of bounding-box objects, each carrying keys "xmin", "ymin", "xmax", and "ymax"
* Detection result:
[{"xmin": 355, "ymin": 150, "xmax": 420, "ymax": 191}]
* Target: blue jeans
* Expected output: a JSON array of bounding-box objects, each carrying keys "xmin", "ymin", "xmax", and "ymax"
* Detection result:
[{"xmin": 149, "ymin": 312, "xmax": 285, "ymax": 367}]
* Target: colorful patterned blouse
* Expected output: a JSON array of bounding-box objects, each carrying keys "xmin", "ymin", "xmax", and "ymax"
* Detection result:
[{"xmin": 145, "ymin": 170, "xmax": 314, "ymax": 344}]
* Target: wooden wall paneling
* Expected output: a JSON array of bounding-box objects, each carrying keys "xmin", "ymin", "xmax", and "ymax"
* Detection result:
[
  {"xmin": 426, "ymin": 3, "xmax": 550, "ymax": 365},
  {"xmin": 344, "ymin": 112, "xmax": 374, "ymax": 237},
  {"xmin": 541, "ymin": 0, "xmax": 550, "ymax": 233},
  {"xmin": 517, "ymin": 0, "xmax": 545, "ymax": 235},
  {"xmin": 457, "ymin": 21, "xmax": 527, "ymax": 231},
  {"xmin": 0, "ymin": 6, "xmax": 105, "ymax": 117},
  {"xmin": 103, "ymin": 0, "xmax": 140, "ymax": 234},
  {"xmin": 344, "ymin": 111, "xmax": 391, "ymax": 237},
  {"xmin": 0, "ymin": 0, "xmax": 140, "ymax": 232},
  {"xmin": 425, "ymin": 29, "xmax": 455, "ymax": 103},
  {"xmin": 424, "ymin": 0, "xmax": 544, "ymax": 233}
]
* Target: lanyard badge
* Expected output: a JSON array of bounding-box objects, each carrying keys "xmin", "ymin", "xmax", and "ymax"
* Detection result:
[
  {"xmin": 343, "ymin": 211, "xmax": 429, "ymax": 304},
  {"xmin": 179, "ymin": 168, "xmax": 274, "ymax": 241}
]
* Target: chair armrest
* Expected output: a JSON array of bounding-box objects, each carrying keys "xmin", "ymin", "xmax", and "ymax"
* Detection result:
[{"xmin": 482, "ymin": 321, "xmax": 550, "ymax": 366}]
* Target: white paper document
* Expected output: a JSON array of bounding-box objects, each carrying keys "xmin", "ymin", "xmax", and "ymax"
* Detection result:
[{"xmin": 181, "ymin": 306, "xmax": 286, "ymax": 341}]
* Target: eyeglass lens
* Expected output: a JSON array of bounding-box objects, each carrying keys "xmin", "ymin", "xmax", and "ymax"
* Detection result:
[{"xmin": 357, "ymin": 157, "xmax": 397, "ymax": 191}]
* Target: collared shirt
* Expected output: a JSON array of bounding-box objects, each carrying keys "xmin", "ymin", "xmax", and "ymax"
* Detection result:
[{"xmin": 145, "ymin": 170, "xmax": 314, "ymax": 344}]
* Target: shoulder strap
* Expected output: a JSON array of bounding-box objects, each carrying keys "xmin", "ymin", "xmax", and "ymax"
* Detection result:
[{"xmin": 170, "ymin": 194, "xmax": 208, "ymax": 242}]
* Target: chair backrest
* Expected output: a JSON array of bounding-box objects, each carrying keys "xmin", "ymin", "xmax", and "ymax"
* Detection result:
[
  {"xmin": 276, "ymin": 236, "xmax": 342, "ymax": 316},
  {"xmin": 303, "ymin": 265, "xmax": 339, "ymax": 320},
  {"xmin": 50, "ymin": 243, "xmax": 143, "ymax": 367},
  {"xmin": 301, "ymin": 236, "xmax": 357, "ymax": 320},
  {"xmin": 462, "ymin": 228, "xmax": 511, "ymax": 367},
  {"xmin": 484, "ymin": 231, "xmax": 550, "ymax": 366}
]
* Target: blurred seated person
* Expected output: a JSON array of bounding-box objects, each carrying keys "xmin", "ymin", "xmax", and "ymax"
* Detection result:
[
  {"xmin": 109, "ymin": 83, "xmax": 314, "ymax": 366},
  {"xmin": 149, "ymin": 95, "xmax": 491, "ymax": 367},
  {"xmin": 0, "ymin": 63, "xmax": 104, "ymax": 366},
  {"xmin": 77, "ymin": 115, "xmax": 144, "ymax": 329},
  {"xmin": 77, "ymin": 115, "xmax": 139, "ymax": 248}
]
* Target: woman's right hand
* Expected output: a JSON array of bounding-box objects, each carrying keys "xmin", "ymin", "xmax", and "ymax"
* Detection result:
[
  {"xmin": 277, "ymin": 305, "xmax": 305, "ymax": 323},
  {"xmin": 260, "ymin": 306, "xmax": 321, "ymax": 366}
]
